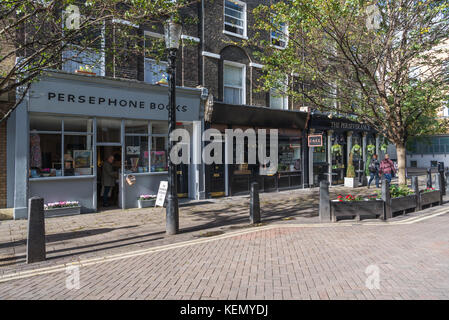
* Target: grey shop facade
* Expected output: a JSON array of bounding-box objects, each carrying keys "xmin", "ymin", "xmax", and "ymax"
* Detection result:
[{"xmin": 7, "ymin": 71, "xmax": 205, "ymax": 219}]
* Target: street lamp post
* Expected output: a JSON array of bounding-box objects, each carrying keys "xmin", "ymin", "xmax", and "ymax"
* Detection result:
[{"xmin": 164, "ymin": 19, "xmax": 182, "ymax": 235}]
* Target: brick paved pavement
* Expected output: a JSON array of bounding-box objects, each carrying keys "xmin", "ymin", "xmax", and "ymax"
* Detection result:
[
  {"xmin": 0, "ymin": 205, "xmax": 448, "ymax": 300},
  {"xmin": 0, "ymin": 175, "xmax": 432, "ymax": 275}
]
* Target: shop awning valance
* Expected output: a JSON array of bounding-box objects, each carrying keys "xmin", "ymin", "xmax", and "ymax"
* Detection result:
[{"xmin": 207, "ymin": 102, "xmax": 308, "ymax": 130}]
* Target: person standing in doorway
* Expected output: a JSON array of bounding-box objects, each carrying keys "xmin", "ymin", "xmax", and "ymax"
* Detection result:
[
  {"xmin": 102, "ymin": 155, "xmax": 116, "ymax": 207},
  {"xmin": 368, "ymin": 154, "xmax": 380, "ymax": 188},
  {"xmin": 380, "ymin": 153, "xmax": 396, "ymax": 184}
]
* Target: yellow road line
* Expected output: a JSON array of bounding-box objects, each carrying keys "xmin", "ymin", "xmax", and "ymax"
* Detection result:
[{"xmin": 0, "ymin": 207, "xmax": 448, "ymax": 283}]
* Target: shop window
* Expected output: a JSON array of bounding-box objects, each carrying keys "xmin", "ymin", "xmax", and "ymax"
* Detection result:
[
  {"xmin": 30, "ymin": 133, "xmax": 62, "ymax": 178},
  {"xmin": 224, "ymin": 0, "xmax": 247, "ymax": 38},
  {"xmin": 125, "ymin": 136, "xmax": 149, "ymax": 173},
  {"xmin": 223, "ymin": 62, "xmax": 245, "ymax": 105},
  {"xmin": 64, "ymin": 135, "xmax": 93, "ymax": 176},
  {"xmin": 152, "ymin": 121, "xmax": 168, "ymax": 134},
  {"xmin": 30, "ymin": 115, "xmax": 62, "ymax": 131},
  {"xmin": 151, "ymin": 136, "xmax": 168, "ymax": 172},
  {"xmin": 126, "ymin": 120, "xmax": 148, "ymax": 134},
  {"xmin": 97, "ymin": 118, "xmax": 121, "ymax": 143},
  {"xmin": 278, "ymin": 138, "xmax": 301, "ymax": 172},
  {"xmin": 29, "ymin": 115, "xmax": 93, "ymax": 178},
  {"xmin": 64, "ymin": 117, "xmax": 93, "ymax": 133}
]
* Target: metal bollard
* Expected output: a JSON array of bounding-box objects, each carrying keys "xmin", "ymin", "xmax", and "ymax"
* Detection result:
[
  {"xmin": 250, "ymin": 182, "xmax": 261, "ymax": 224},
  {"xmin": 27, "ymin": 197, "xmax": 46, "ymax": 264},
  {"xmin": 434, "ymin": 173, "xmax": 443, "ymax": 205},
  {"xmin": 438, "ymin": 162, "xmax": 446, "ymax": 196},
  {"xmin": 427, "ymin": 168, "xmax": 432, "ymax": 189},
  {"xmin": 381, "ymin": 179, "xmax": 391, "ymax": 220},
  {"xmin": 412, "ymin": 176, "xmax": 420, "ymax": 211},
  {"xmin": 319, "ymin": 180, "xmax": 331, "ymax": 222}
]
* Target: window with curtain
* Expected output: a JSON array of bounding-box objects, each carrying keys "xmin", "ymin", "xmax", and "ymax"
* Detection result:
[{"xmin": 223, "ymin": 62, "xmax": 245, "ymax": 105}]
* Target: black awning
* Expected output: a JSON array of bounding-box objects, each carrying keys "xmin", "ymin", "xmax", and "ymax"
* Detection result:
[{"xmin": 207, "ymin": 102, "xmax": 308, "ymax": 129}]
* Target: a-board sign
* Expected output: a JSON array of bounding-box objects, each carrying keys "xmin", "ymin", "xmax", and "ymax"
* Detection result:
[
  {"xmin": 308, "ymin": 134, "xmax": 323, "ymax": 147},
  {"xmin": 155, "ymin": 181, "xmax": 168, "ymax": 207}
]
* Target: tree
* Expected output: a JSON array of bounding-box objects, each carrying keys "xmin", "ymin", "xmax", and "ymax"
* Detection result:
[
  {"xmin": 251, "ymin": 0, "xmax": 449, "ymax": 185},
  {"xmin": 0, "ymin": 0, "xmax": 197, "ymax": 123}
]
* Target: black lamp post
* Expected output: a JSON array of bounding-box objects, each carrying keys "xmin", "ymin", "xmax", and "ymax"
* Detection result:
[{"xmin": 164, "ymin": 19, "xmax": 182, "ymax": 235}]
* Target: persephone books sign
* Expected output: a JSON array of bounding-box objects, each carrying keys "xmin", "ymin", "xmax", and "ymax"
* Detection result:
[{"xmin": 308, "ymin": 134, "xmax": 323, "ymax": 147}]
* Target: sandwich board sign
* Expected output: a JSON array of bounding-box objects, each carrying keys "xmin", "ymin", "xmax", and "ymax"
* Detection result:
[{"xmin": 155, "ymin": 181, "xmax": 168, "ymax": 207}]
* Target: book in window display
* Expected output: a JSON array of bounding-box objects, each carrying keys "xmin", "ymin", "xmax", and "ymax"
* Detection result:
[
  {"xmin": 151, "ymin": 151, "xmax": 167, "ymax": 172},
  {"xmin": 73, "ymin": 150, "xmax": 92, "ymax": 175}
]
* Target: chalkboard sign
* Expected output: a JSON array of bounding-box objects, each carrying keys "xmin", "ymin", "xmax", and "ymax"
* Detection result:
[{"xmin": 308, "ymin": 135, "xmax": 323, "ymax": 147}]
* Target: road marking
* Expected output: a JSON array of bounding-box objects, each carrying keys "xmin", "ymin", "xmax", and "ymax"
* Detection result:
[{"xmin": 0, "ymin": 207, "xmax": 448, "ymax": 283}]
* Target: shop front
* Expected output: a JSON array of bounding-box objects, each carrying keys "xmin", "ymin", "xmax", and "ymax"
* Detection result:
[
  {"xmin": 308, "ymin": 114, "xmax": 378, "ymax": 187},
  {"xmin": 205, "ymin": 102, "xmax": 308, "ymax": 197},
  {"xmin": 7, "ymin": 71, "xmax": 205, "ymax": 219}
]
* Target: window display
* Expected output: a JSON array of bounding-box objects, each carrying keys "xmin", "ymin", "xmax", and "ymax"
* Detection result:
[
  {"xmin": 125, "ymin": 136, "xmax": 149, "ymax": 173},
  {"xmin": 29, "ymin": 115, "xmax": 93, "ymax": 178}
]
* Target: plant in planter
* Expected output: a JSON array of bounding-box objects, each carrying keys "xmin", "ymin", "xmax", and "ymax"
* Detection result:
[
  {"xmin": 138, "ymin": 194, "xmax": 157, "ymax": 208},
  {"xmin": 332, "ymin": 193, "xmax": 383, "ymax": 221},
  {"xmin": 344, "ymin": 145, "xmax": 361, "ymax": 188},
  {"xmin": 44, "ymin": 201, "xmax": 81, "ymax": 217}
]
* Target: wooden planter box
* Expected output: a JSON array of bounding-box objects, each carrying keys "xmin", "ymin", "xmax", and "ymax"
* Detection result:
[
  {"xmin": 331, "ymin": 199, "xmax": 384, "ymax": 222},
  {"xmin": 45, "ymin": 206, "xmax": 81, "ymax": 218},
  {"xmin": 138, "ymin": 199, "xmax": 156, "ymax": 208},
  {"xmin": 390, "ymin": 194, "xmax": 417, "ymax": 214},
  {"xmin": 420, "ymin": 190, "xmax": 441, "ymax": 207}
]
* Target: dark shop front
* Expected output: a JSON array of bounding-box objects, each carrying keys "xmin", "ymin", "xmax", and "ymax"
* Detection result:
[{"xmin": 205, "ymin": 102, "xmax": 308, "ymax": 197}]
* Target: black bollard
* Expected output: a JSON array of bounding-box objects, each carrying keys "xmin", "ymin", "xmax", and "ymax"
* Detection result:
[
  {"xmin": 27, "ymin": 197, "xmax": 46, "ymax": 264},
  {"xmin": 381, "ymin": 178, "xmax": 391, "ymax": 220},
  {"xmin": 412, "ymin": 176, "xmax": 420, "ymax": 211},
  {"xmin": 319, "ymin": 180, "xmax": 331, "ymax": 222},
  {"xmin": 427, "ymin": 168, "xmax": 432, "ymax": 189},
  {"xmin": 434, "ymin": 173, "xmax": 443, "ymax": 205},
  {"xmin": 250, "ymin": 182, "xmax": 260, "ymax": 224},
  {"xmin": 438, "ymin": 162, "xmax": 446, "ymax": 196}
]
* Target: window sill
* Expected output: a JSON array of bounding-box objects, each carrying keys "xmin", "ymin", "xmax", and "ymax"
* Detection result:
[
  {"xmin": 30, "ymin": 175, "xmax": 95, "ymax": 181},
  {"xmin": 124, "ymin": 171, "xmax": 168, "ymax": 176},
  {"xmin": 223, "ymin": 30, "xmax": 248, "ymax": 40}
]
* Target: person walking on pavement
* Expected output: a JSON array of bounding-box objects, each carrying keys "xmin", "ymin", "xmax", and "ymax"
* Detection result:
[
  {"xmin": 368, "ymin": 154, "xmax": 380, "ymax": 188},
  {"xmin": 380, "ymin": 153, "xmax": 396, "ymax": 184},
  {"xmin": 102, "ymin": 155, "xmax": 116, "ymax": 207}
]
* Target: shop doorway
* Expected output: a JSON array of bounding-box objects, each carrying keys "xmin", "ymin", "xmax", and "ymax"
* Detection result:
[{"xmin": 97, "ymin": 146, "xmax": 121, "ymax": 210}]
